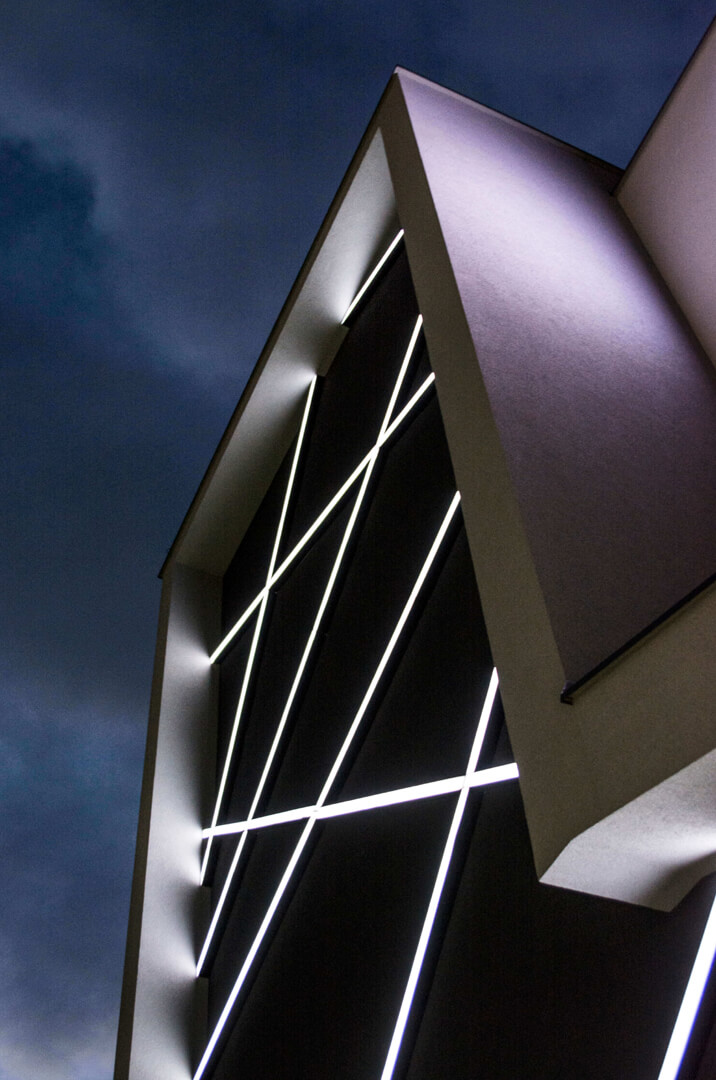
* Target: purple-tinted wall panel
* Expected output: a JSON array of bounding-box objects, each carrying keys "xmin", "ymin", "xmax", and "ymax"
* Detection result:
[{"xmin": 399, "ymin": 73, "xmax": 716, "ymax": 684}]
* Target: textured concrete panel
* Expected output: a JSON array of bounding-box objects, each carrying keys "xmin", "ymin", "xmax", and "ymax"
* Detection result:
[
  {"xmin": 397, "ymin": 69, "xmax": 716, "ymax": 685},
  {"xmin": 618, "ymin": 20, "xmax": 716, "ymax": 371}
]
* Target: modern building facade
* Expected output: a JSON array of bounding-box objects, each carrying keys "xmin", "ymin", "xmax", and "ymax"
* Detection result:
[{"xmin": 116, "ymin": 23, "xmax": 716, "ymax": 1080}]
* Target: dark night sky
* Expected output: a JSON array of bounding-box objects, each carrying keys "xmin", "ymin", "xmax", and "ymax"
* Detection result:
[{"xmin": 0, "ymin": 4, "xmax": 712, "ymax": 1078}]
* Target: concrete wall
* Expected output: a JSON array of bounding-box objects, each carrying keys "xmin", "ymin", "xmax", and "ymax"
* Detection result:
[
  {"xmin": 618, "ymin": 19, "xmax": 716, "ymax": 370},
  {"xmin": 115, "ymin": 565, "xmax": 219, "ymax": 1080}
]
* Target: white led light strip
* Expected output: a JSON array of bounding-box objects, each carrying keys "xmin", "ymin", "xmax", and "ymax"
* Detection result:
[
  {"xmin": 197, "ymin": 318, "xmax": 426, "ymax": 972},
  {"xmin": 380, "ymin": 667, "xmax": 500, "ymax": 1080},
  {"xmin": 209, "ymin": 370, "xmax": 435, "ymax": 666},
  {"xmin": 191, "ymin": 220, "xmax": 716, "ymax": 1078},
  {"xmin": 192, "ymin": 491, "xmax": 463, "ymax": 1080},
  {"xmin": 200, "ymin": 377, "xmax": 317, "ymax": 884},
  {"xmin": 341, "ymin": 229, "xmax": 405, "ymax": 325},
  {"xmin": 203, "ymin": 763, "xmax": 519, "ymax": 839},
  {"xmin": 657, "ymin": 891, "xmax": 716, "ymax": 1080}
]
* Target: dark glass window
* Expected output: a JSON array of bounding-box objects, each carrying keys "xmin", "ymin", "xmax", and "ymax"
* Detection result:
[{"xmin": 195, "ymin": 239, "xmax": 716, "ymax": 1080}]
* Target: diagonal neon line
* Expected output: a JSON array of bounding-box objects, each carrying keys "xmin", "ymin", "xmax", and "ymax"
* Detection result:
[
  {"xmin": 378, "ymin": 316, "xmax": 422, "ymax": 441},
  {"xmin": 197, "ymin": 453, "xmax": 378, "ymax": 971},
  {"xmin": 203, "ymin": 763, "xmax": 519, "ymax": 839},
  {"xmin": 269, "ymin": 455, "xmax": 370, "ymax": 584},
  {"xmin": 341, "ymin": 229, "xmax": 405, "ymax": 325},
  {"xmin": 209, "ymin": 454, "xmax": 371, "ymax": 666},
  {"xmin": 316, "ymin": 490, "xmax": 460, "ymax": 810},
  {"xmin": 197, "ymin": 316, "xmax": 424, "ymax": 968},
  {"xmin": 657, "ymin": 891, "xmax": 716, "ymax": 1080},
  {"xmin": 200, "ymin": 378, "xmax": 317, "ymax": 883},
  {"xmin": 193, "ymin": 492, "xmax": 462, "ymax": 1080},
  {"xmin": 209, "ymin": 588, "xmax": 264, "ymax": 665},
  {"xmin": 380, "ymin": 668, "xmax": 500, "ymax": 1080},
  {"xmin": 209, "ymin": 335, "xmax": 432, "ymax": 667},
  {"xmin": 380, "ymin": 372, "xmax": 435, "ymax": 447}
]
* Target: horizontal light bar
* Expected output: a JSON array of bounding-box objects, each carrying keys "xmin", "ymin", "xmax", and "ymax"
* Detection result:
[
  {"xmin": 341, "ymin": 229, "xmax": 405, "ymax": 325},
  {"xmin": 657, "ymin": 891, "xmax": 716, "ymax": 1080},
  {"xmin": 203, "ymin": 762, "xmax": 519, "ymax": 839},
  {"xmin": 197, "ymin": 763, "xmax": 519, "ymax": 976}
]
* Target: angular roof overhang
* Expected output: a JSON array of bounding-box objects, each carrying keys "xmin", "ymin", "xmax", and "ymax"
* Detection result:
[{"xmin": 162, "ymin": 62, "xmax": 716, "ymax": 911}]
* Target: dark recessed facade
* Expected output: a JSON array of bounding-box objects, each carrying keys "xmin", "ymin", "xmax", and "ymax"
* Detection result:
[{"xmin": 115, "ymin": 25, "xmax": 716, "ymax": 1080}]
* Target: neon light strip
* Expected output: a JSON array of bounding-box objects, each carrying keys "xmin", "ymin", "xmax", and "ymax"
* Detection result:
[
  {"xmin": 380, "ymin": 371, "xmax": 435, "ymax": 446},
  {"xmin": 271, "ymin": 455, "xmax": 369, "ymax": 582},
  {"xmin": 379, "ymin": 315, "xmax": 422, "ymax": 437},
  {"xmin": 269, "ymin": 315, "xmax": 423, "ymax": 596},
  {"xmin": 270, "ymin": 366, "xmax": 435, "ymax": 591},
  {"xmin": 194, "ymin": 817, "xmax": 318, "ymax": 1080},
  {"xmin": 657, "ymin": 891, "xmax": 716, "ymax": 1080},
  {"xmin": 381, "ymin": 668, "xmax": 500, "ymax": 1080},
  {"xmin": 193, "ymin": 493, "xmax": 462, "ymax": 1080},
  {"xmin": 270, "ymin": 368, "xmax": 433, "ymax": 588},
  {"xmin": 203, "ymin": 763, "xmax": 519, "ymax": 838},
  {"xmin": 209, "ymin": 362, "xmax": 434, "ymax": 667},
  {"xmin": 202, "ymin": 597, "xmax": 271, "ymax": 887},
  {"xmin": 317, "ymin": 490, "xmax": 460, "ymax": 809},
  {"xmin": 341, "ymin": 229, "xmax": 405, "ymax": 325},
  {"xmin": 198, "ymin": 452, "xmax": 379, "ymax": 971},
  {"xmin": 197, "ymin": 319, "xmax": 424, "ymax": 970},
  {"xmin": 200, "ymin": 378, "xmax": 317, "ymax": 882},
  {"xmin": 209, "ymin": 457, "xmax": 369, "ymax": 665}
]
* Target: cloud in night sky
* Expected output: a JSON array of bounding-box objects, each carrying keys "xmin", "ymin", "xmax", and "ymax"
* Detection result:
[
  {"xmin": 0, "ymin": 123, "xmax": 224, "ymax": 1080},
  {"xmin": 0, "ymin": 1, "xmax": 710, "ymax": 386},
  {"xmin": 0, "ymin": 3, "xmax": 712, "ymax": 1077}
]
